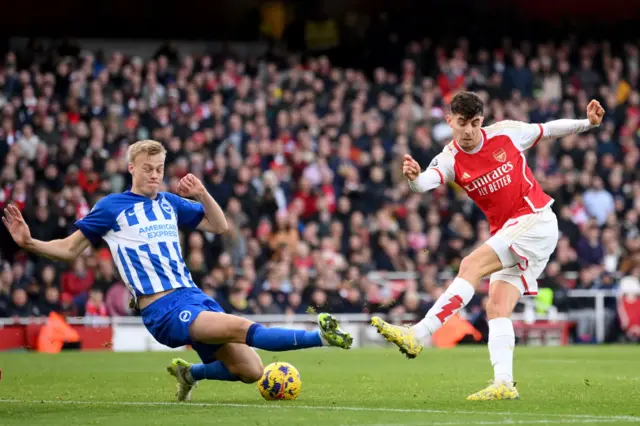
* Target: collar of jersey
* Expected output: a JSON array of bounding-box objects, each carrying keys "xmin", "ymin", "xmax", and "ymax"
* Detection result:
[{"xmin": 124, "ymin": 190, "xmax": 162, "ymax": 201}]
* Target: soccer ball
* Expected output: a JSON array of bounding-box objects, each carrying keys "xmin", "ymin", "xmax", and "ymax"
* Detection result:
[{"xmin": 258, "ymin": 362, "xmax": 301, "ymax": 400}]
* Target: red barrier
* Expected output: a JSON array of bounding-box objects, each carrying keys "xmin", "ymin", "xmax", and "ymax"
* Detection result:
[
  {"xmin": 513, "ymin": 320, "xmax": 573, "ymax": 345},
  {"xmin": 0, "ymin": 325, "xmax": 113, "ymax": 351}
]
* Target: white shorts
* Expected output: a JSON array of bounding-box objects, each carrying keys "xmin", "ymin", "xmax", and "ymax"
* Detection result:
[{"xmin": 486, "ymin": 207, "xmax": 559, "ymax": 296}]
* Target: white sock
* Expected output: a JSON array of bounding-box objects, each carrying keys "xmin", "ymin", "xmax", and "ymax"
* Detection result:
[
  {"xmin": 488, "ymin": 317, "xmax": 515, "ymax": 384},
  {"xmin": 318, "ymin": 331, "xmax": 329, "ymax": 346},
  {"xmin": 411, "ymin": 277, "xmax": 475, "ymax": 340}
]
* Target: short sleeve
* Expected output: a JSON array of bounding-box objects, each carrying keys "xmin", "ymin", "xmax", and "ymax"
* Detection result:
[
  {"xmin": 74, "ymin": 197, "xmax": 115, "ymax": 246},
  {"xmin": 485, "ymin": 120, "xmax": 543, "ymax": 151},
  {"xmin": 163, "ymin": 193, "xmax": 205, "ymax": 230},
  {"xmin": 426, "ymin": 145, "xmax": 456, "ymax": 183}
]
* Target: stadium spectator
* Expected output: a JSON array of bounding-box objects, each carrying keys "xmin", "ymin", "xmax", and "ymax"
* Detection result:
[
  {"xmin": 618, "ymin": 274, "xmax": 640, "ymax": 342},
  {"xmin": 0, "ymin": 37, "xmax": 638, "ymax": 343},
  {"xmin": 85, "ymin": 288, "xmax": 108, "ymax": 317}
]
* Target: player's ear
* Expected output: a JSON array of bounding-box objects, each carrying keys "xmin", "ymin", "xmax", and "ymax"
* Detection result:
[
  {"xmin": 445, "ymin": 114, "xmax": 452, "ymax": 126},
  {"xmin": 127, "ymin": 163, "xmax": 134, "ymax": 175}
]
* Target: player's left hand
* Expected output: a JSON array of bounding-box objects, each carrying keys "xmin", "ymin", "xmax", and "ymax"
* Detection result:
[
  {"xmin": 177, "ymin": 174, "xmax": 205, "ymax": 199},
  {"xmin": 587, "ymin": 99, "xmax": 605, "ymax": 126}
]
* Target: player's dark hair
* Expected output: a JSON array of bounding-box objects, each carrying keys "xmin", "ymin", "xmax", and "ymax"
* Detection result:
[{"xmin": 450, "ymin": 91, "xmax": 484, "ymax": 120}]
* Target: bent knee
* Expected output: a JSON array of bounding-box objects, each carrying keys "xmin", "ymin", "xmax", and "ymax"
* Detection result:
[
  {"xmin": 458, "ymin": 256, "xmax": 483, "ymax": 282},
  {"xmin": 228, "ymin": 361, "xmax": 264, "ymax": 384},
  {"xmin": 485, "ymin": 299, "xmax": 513, "ymax": 320}
]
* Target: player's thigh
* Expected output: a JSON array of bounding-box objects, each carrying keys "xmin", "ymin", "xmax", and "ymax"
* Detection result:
[
  {"xmin": 488, "ymin": 209, "xmax": 558, "ymax": 273},
  {"xmin": 215, "ymin": 343, "xmax": 264, "ymax": 383},
  {"xmin": 189, "ymin": 311, "xmax": 254, "ymax": 345},
  {"xmin": 458, "ymin": 243, "xmax": 504, "ymax": 284},
  {"xmin": 490, "ymin": 244, "xmax": 551, "ymax": 298}
]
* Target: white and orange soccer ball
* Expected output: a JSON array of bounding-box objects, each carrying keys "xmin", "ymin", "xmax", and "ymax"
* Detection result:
[{"xmin": 257, "ymin": 362, "xmax": 302, "ymax": 400}]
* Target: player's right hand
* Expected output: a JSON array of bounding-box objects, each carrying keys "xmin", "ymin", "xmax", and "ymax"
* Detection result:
[
  {"xmin": 2, "ymin": 204, "xmax": 32, "ymax": 248},
  {"xmin": 586, "ymin": 99, "xmax": 605, "ymax": 126},
  {"xmin": 402, "ymin": 154, "xmax": 421, "ymax": 181}
]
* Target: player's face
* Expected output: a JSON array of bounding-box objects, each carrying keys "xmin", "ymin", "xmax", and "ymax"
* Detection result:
[
  {"xmin": 447, "ymin": 114, "xmax": 484, "ymax": 151},
  {"xmin": 129, "ymin": 153, "xmax": 165, "ymax": 198}
]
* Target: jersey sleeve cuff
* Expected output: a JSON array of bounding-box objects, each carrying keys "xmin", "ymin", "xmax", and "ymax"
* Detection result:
[
  {"xmin": 74, "ymin": 222, "xmax": 102, "ymax": 246},
  {"xmin": 532, "ymin": 123, "xmax": 544, "ymax": 147},
  {"xmin": 185, "ymin": 206, "xmax": 205, "ymax": 229},
  {"xmin": 433, "ymin": 168, "xmax": 445, "ymax": 184}
]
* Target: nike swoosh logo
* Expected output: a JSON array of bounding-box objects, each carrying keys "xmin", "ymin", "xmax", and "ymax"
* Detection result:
[
  {"xmin": 127, "ymin": 210, "xmax": 136, "ymax": 216},
  {"xmin": 505, "ymin": 221, "xmax": 519, "ymax": 229}
]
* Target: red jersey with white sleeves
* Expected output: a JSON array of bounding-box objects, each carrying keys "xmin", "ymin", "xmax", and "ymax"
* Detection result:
[{"xmin": 427, "ymin": 120, "xmax": 553, "ymax": 235}]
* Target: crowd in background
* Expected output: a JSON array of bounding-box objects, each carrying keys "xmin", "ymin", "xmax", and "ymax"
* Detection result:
[{"xmin": 0, "ymin": 36, "xmax": 639, "ymax": 343}]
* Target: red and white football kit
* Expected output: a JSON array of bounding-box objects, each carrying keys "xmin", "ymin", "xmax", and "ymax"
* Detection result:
[{"xmin": 409, "ymin": 119, "xmax": 596, "ymax": 296}]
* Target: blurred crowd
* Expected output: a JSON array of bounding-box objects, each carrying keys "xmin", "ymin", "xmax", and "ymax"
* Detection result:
[{"xmin": 0, "ymin": 37, "xmax": 639, "ymax": 343}]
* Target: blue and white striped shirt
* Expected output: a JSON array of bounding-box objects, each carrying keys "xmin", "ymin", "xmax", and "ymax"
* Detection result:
[{"xmin": 74, "ymin": 191, "xmax": 205, "ymax": 299}]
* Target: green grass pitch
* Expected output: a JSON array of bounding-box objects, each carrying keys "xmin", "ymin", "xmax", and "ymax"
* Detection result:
[{"xmin": 0, "ymin": 346, "xmax": 639, "ymax": 425}]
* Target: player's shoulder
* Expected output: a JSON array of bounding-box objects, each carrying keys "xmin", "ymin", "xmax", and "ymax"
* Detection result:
[
  {"xmin": 428, "ymin": 141, "xmax": 457, "ymax": 170},
  {"xmin": 91, "ymin": 192, "xmax": 141, "ymax": 215},
  {"xmin": 483, "ymin": 120, "xmax": 525, "ymax": 137},
  {"xmin": 483, "ymin": 120, "xmax": 540, "ymax": 139},
  {"xmin": 442, "ymin": 141, "xmax": 459, "ymax": 157},
  {"xmin": 160, "ymin": 192, "xmax": 200, "ymax": 208},
  {"xmin": 161, "ymin": 191, "xmax": 185, "ymax": 205}
]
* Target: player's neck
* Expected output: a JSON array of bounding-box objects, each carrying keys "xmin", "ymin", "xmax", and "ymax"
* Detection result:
[
  {"xmin": 457, "ymin": 133, "xmax": 483, "ymax": 153},
  {"xmin": 130, "ymin": 186, "xmax": 157, "ymax": 199}
]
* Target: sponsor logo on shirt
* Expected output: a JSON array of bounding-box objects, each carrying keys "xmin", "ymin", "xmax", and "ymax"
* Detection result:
[{"xmin": 463, "ymin": 162, "xmax": 514, "ymax": 196}]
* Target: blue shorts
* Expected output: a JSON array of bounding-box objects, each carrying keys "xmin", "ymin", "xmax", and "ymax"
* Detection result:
[{"xmin": 141, "ymin": 287, "xmax": 225, "ymax": 363}]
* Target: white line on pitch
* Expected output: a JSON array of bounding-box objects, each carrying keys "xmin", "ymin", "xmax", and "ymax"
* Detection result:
[
  {"xmin": 0, "ymin": 399, "xmax": 637, "ymax": 422},
  {"xmin": 363, "ymin": 418, "xmax": 629, "ymax": 426}
]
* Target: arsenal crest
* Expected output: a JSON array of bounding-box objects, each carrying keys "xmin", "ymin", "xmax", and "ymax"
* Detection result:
[{"xmin": 493, "ymin": 148, "xmax": 506, "ymax": 162}]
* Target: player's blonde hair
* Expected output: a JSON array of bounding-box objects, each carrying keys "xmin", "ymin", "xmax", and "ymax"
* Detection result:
[{"xmin": 127, "ymin": 140, "xmax": 166, "ymax": 163}]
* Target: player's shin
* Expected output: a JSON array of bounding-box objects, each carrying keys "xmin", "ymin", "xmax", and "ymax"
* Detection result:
[
  {"xmin": 488, "ymin": 317, "xmax": 515, "ymax": 383},
  {"xmin": 190, "ymin": 361, "xmax": 240, "ymax": 382},
  {"xmin": 245, "ymin": 323, "xmax": 323, "ymax": 351},
  {"xmin": 411, "ymin": 277, "xmax": 475, "ymax": 339}
]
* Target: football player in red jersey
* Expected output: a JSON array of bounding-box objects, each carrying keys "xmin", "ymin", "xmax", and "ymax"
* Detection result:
[{"xmin": 372, "ymin": 91, "xmax": 604, "ymax": 400}]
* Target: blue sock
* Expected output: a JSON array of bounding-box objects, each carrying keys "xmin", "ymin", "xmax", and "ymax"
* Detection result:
[
  {"xmin": 245, "ymin": 323, "xmax": 323, "ymax": 351},
  {"xmin": 190, "ymin": 361, "xmax": 240, "ymax": 382}
]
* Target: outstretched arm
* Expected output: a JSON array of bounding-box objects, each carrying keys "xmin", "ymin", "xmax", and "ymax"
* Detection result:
[
  {"xmin": 3, "ymin": 205, "xmax": 90, "ymax": 263},
  {"xmin": 540, "ymin": 118, "xmax": 597, "ymax": 141},
  {"xmin": 25, "ymin": 231, "xmax": 91, "ymax": 263},
  {"xmin": 537, "ymin": 100, "xmax": 604, "ymax": 144},
  {"xmin": 491, "ymin": 100, "xmax": 606, "ymax": 151}
]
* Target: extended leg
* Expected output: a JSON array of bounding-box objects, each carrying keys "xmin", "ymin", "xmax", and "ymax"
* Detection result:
[
  {"xmin": 167, "ymin": 343, "xmax": 264, "ymax": 401},
  {"xmin": 372, "ymin": 244, "xmax": 503, "ymax": 358},
  {"xmin": 189, "ymin": 312, "xmax": 352, "ymax": 351}
]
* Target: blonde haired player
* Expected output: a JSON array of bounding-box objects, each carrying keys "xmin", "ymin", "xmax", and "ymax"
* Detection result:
[
  {"xmin": 371, "ymin": 92, "xmax": 605, "ymax": 400},
  {"xmin": 4, "ymin": 140, "xmax": 352, "ymax": 401}
]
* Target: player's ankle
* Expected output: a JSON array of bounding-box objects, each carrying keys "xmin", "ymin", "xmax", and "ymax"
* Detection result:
[
  {"xmin": 184, "ymin": 366, "xmax": 196, "ymax": 385},
  {"xmin": 318, "ymin": 331, "xmax": 329, "ymax": 346},
  {"xmin": 494, "ymin": 376, "xmax": 513, "ymax": 385},
  {"xmin": 411, "ymin": 318, "xmax": 437, "ymax": 340}
]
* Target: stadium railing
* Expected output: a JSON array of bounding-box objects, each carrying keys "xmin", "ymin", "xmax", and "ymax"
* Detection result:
[
  {"xmin": 0, "ymin": 286, "xmax": 617, "ymax": 352},
  {"xmin": 366, "ymin": 271, "xmax": 619, "ymax": 344}
]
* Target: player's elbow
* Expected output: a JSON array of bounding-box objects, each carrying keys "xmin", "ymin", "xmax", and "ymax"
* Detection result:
[
  {"xmin": 59, "ymin": 242, "xmax": 79, "ymax": 263},
  {"xmin": 408, "ymin": 181, "xmax": 428, "ymax": 193},
  {"xmin": 212, "ymin": 219, "xmax": 229, "ymax": 234},
  {"xmin": 60, "ymin": 234, "xmax": 87, "ymax": 263}
]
